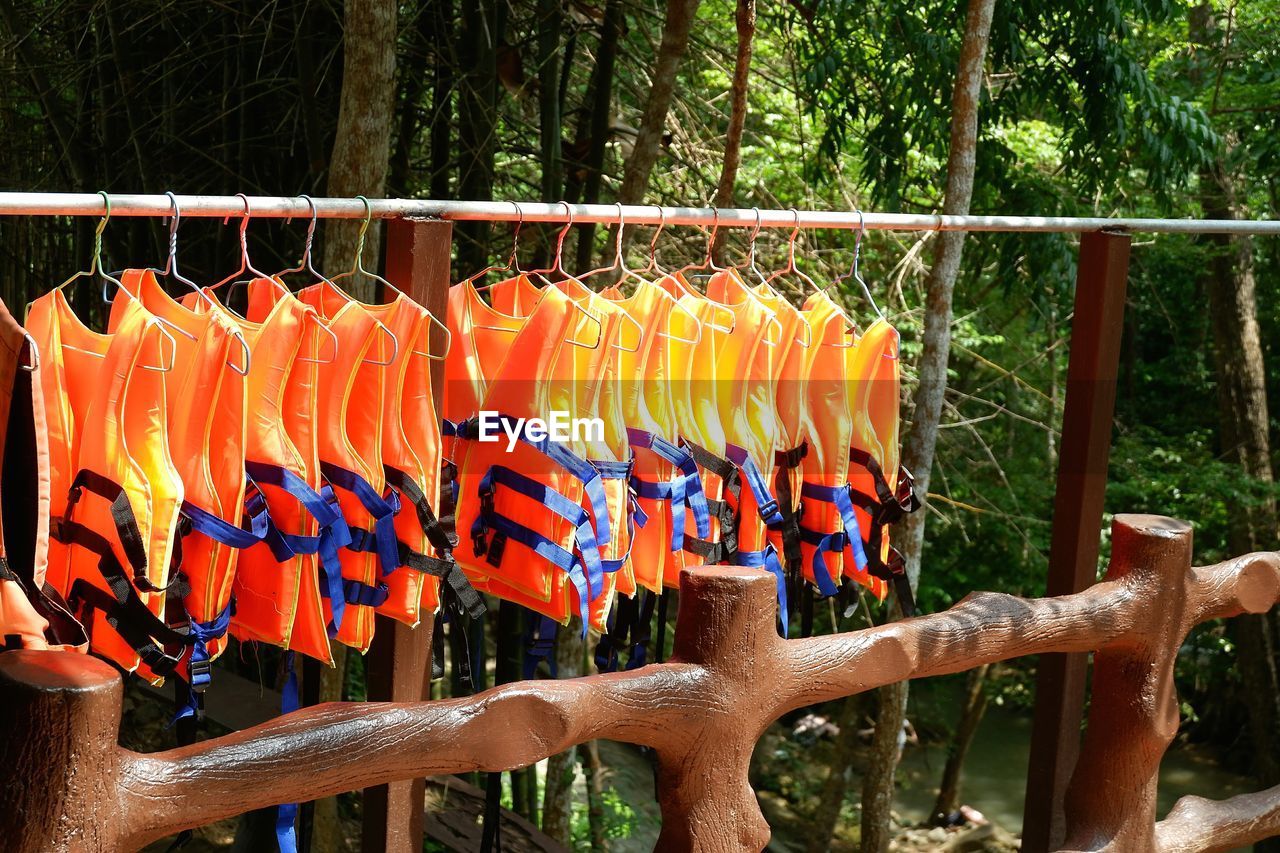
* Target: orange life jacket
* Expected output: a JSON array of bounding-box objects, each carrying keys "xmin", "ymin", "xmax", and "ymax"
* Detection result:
[
  {"xmin": 846, "ymin": 317, "xmax": 918, "ymax": 612},
  {"xmin": 109, "ymin": 269, "xmax": 254, "ymax": 699},
  {"xmin": 183, "ymin": 279, "xmax": 346, "ymax": 666},
  {"xmin": 599, "ymin": 279, "xmax": 705, "ymax": 594},
  {"xmin": 797, "ymin": 295, "xmax": 917, "ymax": 612},
  {"xmin": 489, "ymin": 275, "xmax": 636, "ymax": 622},
  {"xmin": 754, "ymin": 283, "xmax": 811, "ymax": 589},
  {"xmin": 296, "ymin": 281, "xmax": 397, "ymax": 653},
  {"xmin": 30, "ymin": 288, "xmax": 188, "ymax": 681},
  {"xmin": 368, "ymin": 291, "xmax": 479, "ymax": 626},
  {"xmin": 446, "ymin": 279, "xmax": 616, "ymax": 631},
  {"xmin": 0, "ymin": 297, "xmax": 85, "ymax": 651}
]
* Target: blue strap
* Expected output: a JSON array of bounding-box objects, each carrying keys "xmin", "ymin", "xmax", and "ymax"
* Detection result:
[
  {"xmin": 458, "ymin": 413, "xmax": 614, "ymax": 554},
  {"xmin": 181, "ymin": 500, "xmax": 264, "ymax": 550},
  {"xmin": 172, "ymin": 600, "xmax": 234, "ymax": 723},
  {"xmin": 320, "ymin": 462, "xmax": 402, "ymax": 579},
  {"xmin": 276, "ymin": 651, "xmax": 299, "ymax": 853},
  {"xmin": 523, "ymin": 615, "xmax": 559, "ymax": 680},
  {"xmin": 475, "ymin": 466, "xmax": 605, "ymax": 601},
  {"xmin": 628, "ymin": 428, "xmax": 711, "ymax": 538},
  {"xmin": 798, "ymin": 527, "xmax": 843, "ymax": 598},
  {"xmin": 248, "ymin": 463, "xmax": 352, "ymax": 633},
  {"xmin": 318, "ymin": 577, "xmax": 390, "ymax": 608},
  {"xmin": 733, "ymin": 544, "xmax": 788, "ymax": 637},
  {"xmin": 801, "ymin": 482, "xmax": 870, "ymax": 575},
  {"xmin": 725, "ymin": 443, "xmax": 783, "ymax": 525},
  {"xmin": 474, "ymin": 509, "xmax": 593, "ymax": 632}
]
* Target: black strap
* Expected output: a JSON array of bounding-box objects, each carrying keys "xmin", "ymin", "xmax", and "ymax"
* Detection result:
[
  {"xmin": 800, "ymin": 583, "xmax": 815, "ymax": 638},
  {"xmin": 385, "ymin": 465, "xmax": 486, "ymax": 620},
  {"xmin": 431, "ymin": 614, "xmax": 445, "ymax": 681},
  {"xmin": 774, "ymin": 441, "xmax": 808, "ymax": 470},
  {"xmin": 0, "ymin": 555, "xmax": 14, "ymax": 581},
  {"xmin": 847, "ymin": 450, "xmax": 920, "ymax": 615},
  {"xmin": 684, "ymin": 440, "xmax": 736, "ymax": 483},
  {"xmin": 65, "ymin": 470, "xmax": 159, "ymax": 592},
  {"xmin": 655, "ymin": 589, "xmax": 673, "ymax": 664}
]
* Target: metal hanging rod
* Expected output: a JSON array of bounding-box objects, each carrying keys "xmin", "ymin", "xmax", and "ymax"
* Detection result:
[{"xmin": 0, "ymin": 192, "xmax": 1278, "ymax": 235}]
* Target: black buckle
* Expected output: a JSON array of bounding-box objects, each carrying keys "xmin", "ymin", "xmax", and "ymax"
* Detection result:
[
  {"xmin": 486, "ymin": 530, "xmax": 507, "ymax": 567},
  {"xmin": 471, "ymin": 529, "xmax": 489, "ymax": 558}
]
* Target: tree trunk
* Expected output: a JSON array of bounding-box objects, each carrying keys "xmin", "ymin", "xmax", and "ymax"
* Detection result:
[
  {"xmin": 322, "ymin": 0, "xmax": 397, "ymax": 300},
  {"xmin": 1190, "ymin": 11, "xmax": 1280, "ymax": 844},
  {"xmin": 861, "ymin": 0, "xmax": 994, "ymax": 848},
  {"xmin": 566, "ymin": 0, "xmax": 623, "ymax": 270},
  {"xmin": 931, "ymin": 663, "xmax": 991, "ymax": 822},
  {"xmin": 583, "ymin": 738, "xmax": 607, "ymax": 851},
  {"xmin": 541, "ymin": 618, "xmax": 585, "ymax": 844},
  {"xmin": 536, "ymin": 0, "xmax": 563, "ymax": 203},
  {"xmin": 456, "ymin": 0, "xmax": 502, "ymax": 273},
  {"xmin": 614, "ymin": 0, "xmax": 701, "ymax": 213},
  {"xmin": 710, "ymin": 0, "xmax": 756, "ymax": 264},
  {"xmin": 804, "ymin": 693, "xmax": 868, "ymax": 853},
  {"xmin": 428, "ymin": 0, "xmax": 455, "ymax": 200}
]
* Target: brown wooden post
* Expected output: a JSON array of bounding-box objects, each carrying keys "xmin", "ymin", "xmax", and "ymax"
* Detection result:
[
  {"xmin": 1023, "ymin": 229, "xmax": 1131, "ymax": 851},
  {"xmin": 361, "ymin": 217, "xmax": 453, "ymax": 853}
]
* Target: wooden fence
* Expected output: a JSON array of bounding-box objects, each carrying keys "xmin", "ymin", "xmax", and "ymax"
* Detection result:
[{"xmin": 3, "ymin": 512, "xmax": 1280, "ymax": 852}]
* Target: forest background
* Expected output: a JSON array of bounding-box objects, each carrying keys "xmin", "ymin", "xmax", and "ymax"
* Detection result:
[{"xmin": 1, "ymin": 0, "xmax": 1279, "ymax": 850}]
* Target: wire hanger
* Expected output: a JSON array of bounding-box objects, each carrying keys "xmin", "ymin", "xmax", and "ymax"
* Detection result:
[
  {"xmin": 743, "ymin": 207, "xmax": 811, "ymax": 348},
  {"xmin": 506, "ymin": 201, "xmax": 603, "ymax": 350},
  {"xmin": 301, "ymin": 196, "xmax": 399, "ymax": 368},
  {"xmin": 256, "ymin": 194, "xmax": 338, "ymax": 364},
  {"xmin": 563, "ymin": 204, "xmax": 645, "ymax": 354},
  {"xmin": 609, "ymin": 205, "xmax": 702, "ymax": 346},
  {"xmin": 51, "ymin": 192, "xmax": 178, "ymax": 372},
  {"xmin": 829, "ymin": 208, "xmax": 885, "ymax": 320},
  {"xmin": 466, "ymin": 201, "xmax": 523, "ymax": 292},
  {"xmin": 328, "ymin": 195, "xmax": 451, "ymax": 361}
]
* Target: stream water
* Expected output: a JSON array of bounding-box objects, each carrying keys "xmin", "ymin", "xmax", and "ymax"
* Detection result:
[{"xmin": 895, "ymin": 705, "xmax": 1253, "ymax": 831}]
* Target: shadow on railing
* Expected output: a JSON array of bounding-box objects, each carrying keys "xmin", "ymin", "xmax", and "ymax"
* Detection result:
[{"xmin": 2, "ymin": 513, "xmax": 1279, "ymax": 853}]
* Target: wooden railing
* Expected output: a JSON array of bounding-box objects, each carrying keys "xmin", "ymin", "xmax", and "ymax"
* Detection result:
[{"xmin": 3, "ymin": 513, "xmax": 1280, "ymax": 852}]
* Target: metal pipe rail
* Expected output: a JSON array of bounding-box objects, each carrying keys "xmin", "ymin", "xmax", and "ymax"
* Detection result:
[{"xmin": 1, "ymin": 192, "xmax": 1280, "ymax": 234}]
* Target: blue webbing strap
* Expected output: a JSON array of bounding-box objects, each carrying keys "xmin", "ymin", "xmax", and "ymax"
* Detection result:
[
  {"xmin": 471, "ymin": 466, "xmax": 597, "ymax": 630},
  {"xmin": 523, "ymin": 614, "xmax": 559, "ymax": 680},
  {"xmin": 725, "ymin": 443, "xmax": 784, "ymax": 526},
  {"xmin": 245, "ymin": 461, "xmax": 352, "ymax": 632},
  {"xmin": 276, "ymin": 651, "xmax": 299, "ymax": 853},
  {"xmin": 627, "ymin": 427, "xmax": 711, "ymax": 539},
  {"xmin": 733, "ymin": 544, "xmax": 788, "ymax": 637},
  {"xmin": 320, "ymin": 462, "xmax": 402, "ymax": 579},
  {"xmin": 457, "ymin": 414, "xmax": 614, "ymax": 552},
  {"xmin": 798, "ymin": 482, "xmax": 871, "ymax": 597},
  {"xmin": 172, "ymin": 600, "xmax": 235, "ymax": 723}
]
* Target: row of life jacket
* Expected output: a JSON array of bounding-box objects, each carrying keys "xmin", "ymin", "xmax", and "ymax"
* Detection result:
[
  {"xmin": 18, "ymin": 270, "xmax": 481, "ymax": 713},
  {"xmin": 443, "ymin": 265, "xmax": 918, "ymax": 640}
]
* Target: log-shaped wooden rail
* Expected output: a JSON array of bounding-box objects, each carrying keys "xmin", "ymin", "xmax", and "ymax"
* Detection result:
[{"xmin": 3, "ymin": 514, "xmax": 1280, "ymax": 852}]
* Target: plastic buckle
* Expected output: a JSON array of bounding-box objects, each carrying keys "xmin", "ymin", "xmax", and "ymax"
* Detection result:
[
  {"xmin": 471, "ymin": 528, "xmax": 488, "ymax": 558},
  {"xmin": 486, "ymin": 530, "xmax": 507, "ymax": 567},
  {"xmin": 188, "ymin": 658, "xmax": 213, "ymax": 691}
]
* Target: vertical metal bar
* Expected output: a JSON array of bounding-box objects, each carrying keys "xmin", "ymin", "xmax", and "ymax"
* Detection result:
[
  {"xmin": 361, "ymin": 217, "xmax": 452, "ymax": 853},
  {"xmin": 1022, "ymin": 230, "xmax": 1131, "ymax": 851}
]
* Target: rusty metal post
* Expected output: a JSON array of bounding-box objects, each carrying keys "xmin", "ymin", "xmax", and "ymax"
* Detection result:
[
  {"xmin": 1023, "ymin": 230, "xmax": 1131, "ymax": 851},
  {"xmin": 361, "ymin": 217, "xmax": 453, "ymax": 853}
]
